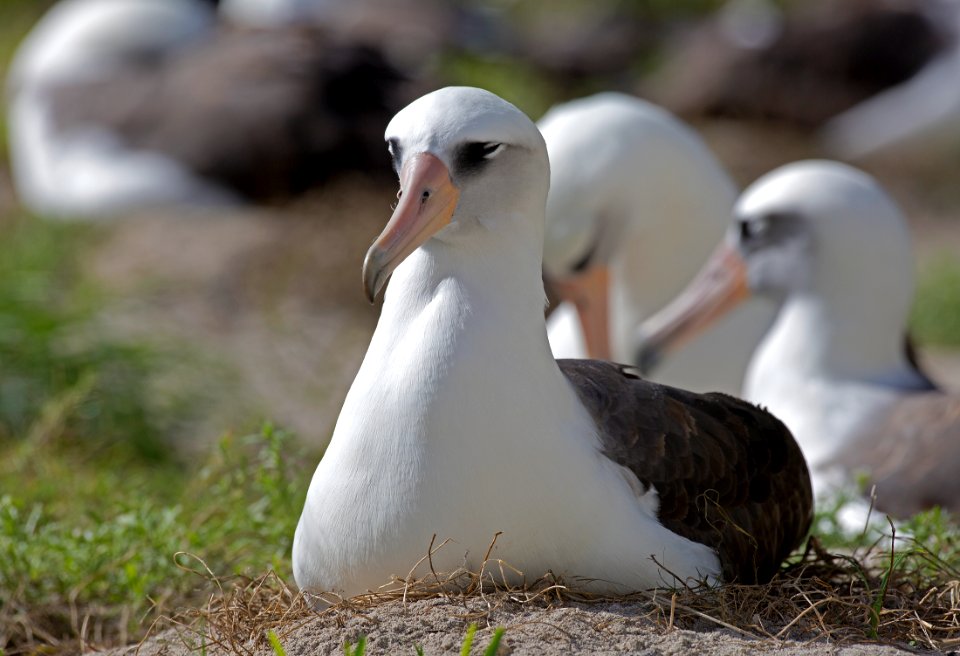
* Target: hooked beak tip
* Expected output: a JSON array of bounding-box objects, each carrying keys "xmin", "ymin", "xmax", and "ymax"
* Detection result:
[
  {"xmin": 634, "ymin": 341, "xmax": 662, "ymax": 376},
  {"xmin": 362, "ymin": 247, "xmax": 386, "ymax": 304},
  {"xmin": 632, "ymin": 240, "xmax": 751, "ymax": 368}
]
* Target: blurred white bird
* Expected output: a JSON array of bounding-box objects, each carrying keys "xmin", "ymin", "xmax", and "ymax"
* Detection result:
[
  {"xmin": 6, "ymin": 0, "xmax": 231, "ymax": 219},
  {"xmin": 6, "ymin": 0, "xmax": 409, "ymax": 220},
  {"xmin": 821, "ymin": 1, "xmax": 960, "ymax": 159},
  {"xmin": 638, "ymin": 160, "xmax": 960, "ymax": 519},
  {"xmin": 538, "ymin": 93, "xmax": 776, "ymax": 394}
]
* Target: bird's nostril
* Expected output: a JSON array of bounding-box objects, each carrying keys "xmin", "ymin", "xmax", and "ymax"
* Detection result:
[{"xmin": 421, "ymin": 190, "xmax": 431, "ymax": 202}]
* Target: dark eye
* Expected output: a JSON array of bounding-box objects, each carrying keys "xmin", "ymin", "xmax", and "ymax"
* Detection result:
[
  {"xmin": 739, "ymin": 218, "xmax": 769, "ymax": 243},
  {"xmin": 455, "ymin": 142, "xmax": 503, "ymax": 176},
  {"xmin": 386, "ymin": 138, "xmax": 402, "ymax": 173}
]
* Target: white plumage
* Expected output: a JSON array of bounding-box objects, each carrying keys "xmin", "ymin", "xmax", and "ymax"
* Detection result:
[
  {"xmin": 292, "ymin": 87, "xmax": 726, "ymax": 600},
  {"xmin": 7, "ymin": 0, "xmax": 234, "ymax": 220},
  {"xmin": 638, "ymin": 160, "xmax": 955, "ymax": 517},
  {"xmin": 538, "ymin": 93, "xmax": 775, "ymax": 394},
  {"xmin": 736, "ymin": 162, "xmax": 925, "ymax": 494}
]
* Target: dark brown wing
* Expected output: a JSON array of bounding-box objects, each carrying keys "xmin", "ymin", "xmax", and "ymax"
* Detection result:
[
  {"xmin": 558, "ymin": 359, "xmax": 812, "ymax": 584},
  {"xmin": 835, "ymin": 392, "xmax": 960, "ymax": 518},
  {"xmin": 50, "ymin": 27, "xmax": 412, "ymax": 200}
]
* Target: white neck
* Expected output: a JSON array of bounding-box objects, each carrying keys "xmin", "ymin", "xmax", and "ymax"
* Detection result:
[
  {"xmin": 751, "ymin": 291, "xmax": 913, "ymax": 386},
  {"xmin": 743, "ymin": 291, "xmax": 915, "ymax": 494},
  {"xmin": 378, "ymin": 210, "xmax": 551, "ymax": 371}
]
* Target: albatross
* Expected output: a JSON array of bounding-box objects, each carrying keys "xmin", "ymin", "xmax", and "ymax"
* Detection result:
[
  {"xmin": 7, "ymin": 0, "xmax": 406, "ymax": 219},
  {"xmin": 636, "ymin": 160, "xmax": 958, "ymax": 518},
  {"xmin": 292, "ymin": 87, "xmax": 812, "ymax": 600},
  {"xmin": 538, "ymin": 93, "xmax": 776, "ymax": 394},
  {"xmin": 7, "ymin": 0, "xmax": 227, "ymax": 218}
]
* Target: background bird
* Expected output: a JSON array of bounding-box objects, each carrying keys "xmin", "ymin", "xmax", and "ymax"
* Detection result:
[
  {"xmin": 7, "ymin": 0, "xmax": 411, "ymax": 219},
  {"xmin": 637, "ymin": 160, "xmax": 958, "ymax": 519},
  {"xmin": 539, "ymin": 92, "xmax": 776, "ymax": 394}
]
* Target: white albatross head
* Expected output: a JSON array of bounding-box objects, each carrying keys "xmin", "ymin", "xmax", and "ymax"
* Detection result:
[
  {"xmin": 363, "ymin": 86, "xmax": 550, "ymax": 302},
  {"xmin": 732, "ymin": 160, "xmax": 913, "ymax": 305},
  {"xmin": 535, "ymin": 93, "xmax": 740, "ymax": 361},
  {"xmin": 637, "ymin": 160, "xmax": 916, "ymax": 380},
  {"xmin": 537, "ymin": 93, "xmax": 736, "ymax": 279}
]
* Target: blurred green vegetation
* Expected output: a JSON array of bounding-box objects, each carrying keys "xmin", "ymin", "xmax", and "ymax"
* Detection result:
[
  {"xmin": 438, "ymin": 54, "xmax": 560, "ymax": 119},
  {"xmin": 0, "ymin": 216, "xmax": 173, "ymax": 458},
  {"xmin": 0, "ymin": 0, "xmax": 54, "ymax": 157},
  {"xmin": 0, "ymin": 213, "xmax": 310, "ymax": 653},
  {"xmin": 0, "ymin": 0, "xmax": 52, "ymax": 65},
  {"xmin": 911, "ymin": 254, "xmax": 960, "ymax": 347}
]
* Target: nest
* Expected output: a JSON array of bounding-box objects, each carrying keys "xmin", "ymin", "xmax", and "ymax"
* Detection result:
[{"xmin": 147, "ymin": 531, "xmax": 960, "ymax": 655}]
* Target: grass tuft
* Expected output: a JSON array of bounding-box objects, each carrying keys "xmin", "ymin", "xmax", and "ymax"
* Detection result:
[
  {"xmin": 0, "ymin": 217, "xmax": 175, "ymax": 459},
  {"xmin": 483, "ymin": 627, "xmax": 505, "ymax": 656},
  {"xmin": 343, "ymin": 635, "xmax": 366, "ymax": 656},
  {"xmin": 0, "ymin": 423, "xmax": 311, "ymax": 655}
]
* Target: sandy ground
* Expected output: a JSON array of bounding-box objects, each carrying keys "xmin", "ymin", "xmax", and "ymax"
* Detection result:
[{"xmin": 108, "ymin": 597, "xmax": 924, "ymax": 656}]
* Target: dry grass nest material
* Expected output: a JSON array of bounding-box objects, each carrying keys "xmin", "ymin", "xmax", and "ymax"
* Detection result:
[{"xmin": 149, "ymin": 532, "xmax": 960, "ymax": 655}]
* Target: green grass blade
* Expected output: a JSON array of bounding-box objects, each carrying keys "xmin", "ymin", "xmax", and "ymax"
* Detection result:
[
  {"xmin": 870, "ymin": 550, "xmax": 909, "ymax": 638},
  {"xmin": 267, "ymin": 630, "xmax": 287, "ymax": 656},
  {"xmin": 344, "ymin": 635, "xmax": 367, "ymax": 656},
  {"xmin": 483, "ymin": 628, "xmax": 505, "ymax": 656},
  {"xmin": 460, "ymin": 624, "xmax": 477, "ymax": 656}
]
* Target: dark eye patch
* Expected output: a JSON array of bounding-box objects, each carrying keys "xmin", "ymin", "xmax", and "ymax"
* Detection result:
[
  {"xmin": 737, "ymin": 211, "xmax": 803, "ymax": 249},
  {"xmin": 454, "ymin": 142, "xmax": 502, "ymax": 177},
  {"xmin": 386, "ymin": 138, "xmax": 402, "ymax": 174},
  {"xmin": 739, "ymin": 219, "xmax": 766, "ymax": 242}
]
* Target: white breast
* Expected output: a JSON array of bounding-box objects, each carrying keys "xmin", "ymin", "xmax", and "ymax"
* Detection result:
[{"xmin": 293, "ymin": 249, "xmax": 720, "ymax": 599}]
